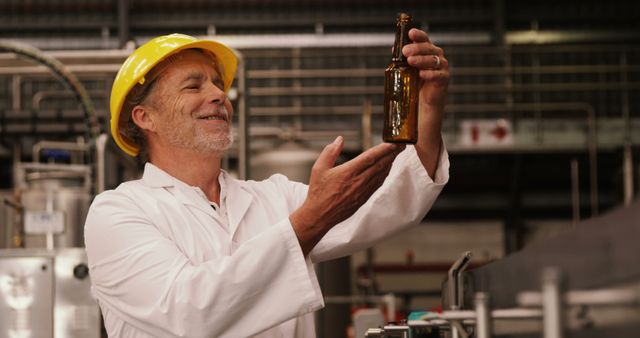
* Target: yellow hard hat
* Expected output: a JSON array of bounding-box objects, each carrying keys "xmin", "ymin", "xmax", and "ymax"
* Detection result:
[{"xmin": 110, "ymin": 33, "xmax": 238, "ymax": 156}]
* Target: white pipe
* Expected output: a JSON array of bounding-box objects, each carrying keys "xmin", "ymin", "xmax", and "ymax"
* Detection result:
[
  {"xmin": 475, "ymin": 293, "xmax": 491, "ymax": 338},
  {"xmin": 542, "ymin": 268, "xmax": 564, "ymax": 338},
  {"xmin": 95, "ymin": 134, "xmax": 108, "ymax": 194}
]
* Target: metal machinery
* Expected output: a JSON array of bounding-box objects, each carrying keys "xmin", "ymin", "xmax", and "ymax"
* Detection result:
[
  {"xmin": 0, "ymin": 249, "xmax": 99, "ymax": 338},
  {"xmin": 13, "ymin": 141, "xmax": 94, "ymax": 250},
  {"xmin": 364, "ymin": 200, "xmax": 640, "ymax": 338},
  {"xmin": 0, "ymin": 41, "xmax": 106, "ymax": 337}
]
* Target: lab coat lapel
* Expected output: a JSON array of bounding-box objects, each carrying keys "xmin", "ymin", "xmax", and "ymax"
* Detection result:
[
  {"xmin": 224, "ymin": 176, "xmax": 253, "ymax": 237},
  {"xmin": 173, "ymin": 185, "xmax": 217, "ymax": 216}
]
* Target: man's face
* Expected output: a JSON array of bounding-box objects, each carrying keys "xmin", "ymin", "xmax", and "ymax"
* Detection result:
[{"xmin": 144, "ymin": 49, "xmax": 233, "ymax": 154}]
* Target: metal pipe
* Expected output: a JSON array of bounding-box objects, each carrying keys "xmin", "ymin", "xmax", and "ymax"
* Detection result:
[
  {"xmin": 451, "ymin": 321, "xmax": 469, "ymax": 338},
  {"xmin": 0, "ymin": 40, "xmax": 101, "ymax": 140},
  {"xmin": 356, "ymin": 262, "xmax": 487, "ymax": 275},
  {"xmin": 246, "ymin": 64, "xmax": 640, "ymax": 79},
  {"xmin": 361, "ymin": 100, "xmax": 373, "ymax": 150},
  {"xmin": 0, "ymin": 62, "xmax": 624, "ymax": 77},
  {"xmin": 457, "ymin": 254, "xmax": 472, "ymax": 310},
  {"xmin": 364, "ymin": 248, "xmax": 376, "ymax": 296},
  {"xmin": 250, "ymin": 102, "xmax": 590, "ymax": 116},
  {"xmin": 0, "ymin": 30, "xmax": 637, "ymax": 52},
  {"xmin": 117, "ymin": 0, "xmax": 130, "ymax": 48},
  {"xmin": 623, "ymin": 145, "xmax": 634, "ymax": 205},
  {"xmin": 32, "ymin": 90, "xmax": 106, "ymax": 111},
  {"xmin": 236, "ymin": 53, "xmax": 248, "ymax": 180},
  {"xmin": 451, "ymin": 323, "xmax": 460, "ymax": 338},
  {"xmin": 222, "ymin": 64, "xmax": 640, "ymax": 79},
  {"xmin": 0, "ymin": 64, "xmax": 122, "ymax": 75},
  {"xmin": 542, "ymin": 268, "xmax": 564, "ymax": 338},
  {"xmin": 506, "ymin": 29, "xmax": 640, "ymax": 45},
  {"xmin": 570, "ymin": 158, "xmax": 580, "ymax": 227},
  {"xmin": 381, "ymin": 293, "xmax": 395, "ymax": 324},
  {"xmin": 291, "ymin": 47, "xmax": 303, "ymax": 134},
  {"xmin": 202, "ymin": 32, "xmax": 489, "ymax": 49},
  {"xmin": 533, "ymin": 50, "xmax": 542, "ymax": 143},
  {"xmin": 518, "ymin": 287, "xmax": 640, "ymax": 308},
  {"xmin": 11, "ymin": 75, "xmax": 21, "ymax": 110},
  {"xmin": 475, "ymin": 293, "xmax": 491, "ymax": 338},
  {"xmin": 249, "ymin": 68, "xmax": 380, "ymax": 79},
  {"xmin": 621, "ymin": 51, "xmax": 634, "ymax": 206},
  {"xmin": 448, "ymin": 251, "xmax": 472, "ymax": 310},
  {"xmin": 382, "ymin": 325, "xmax": 411, "ymax": 338},
  {"xmin": 587, "ymin": 105, "xmax": 599, "ymax": 217},
  {"xmin": 620, "ymin": 53, "xmax": 632, "ymax": 144},
  {"xmin": 95, "ymin": 133, "xmax": 108, "ymax": 194},
  {"xmin": 417, "ymin": 308, "xmax": 543, "ymax": 321},
  {"xmin": 323, "ymin": 295, "xmax": 389, "ymax": 304},
  {"xmin": 45, "ymin": 190, "xmax": 55, "ymax": 250},
  {"xmin": 247, "ymin": 82, "xmax": 640, "ymax": 97},
  {"xmin": 1, "ymin": 36, "xmax": 638, "ymax": 59}
]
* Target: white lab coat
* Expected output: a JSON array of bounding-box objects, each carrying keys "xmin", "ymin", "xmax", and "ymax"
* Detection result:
[{"xmin": 84, "ymin": 145, "xmax": 449, "ymax": 338}]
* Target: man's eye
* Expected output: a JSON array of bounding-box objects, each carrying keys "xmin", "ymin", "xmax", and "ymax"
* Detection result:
[{"xmin": 185, "ymin": 84, "xmax": 200, "ymax": 90}]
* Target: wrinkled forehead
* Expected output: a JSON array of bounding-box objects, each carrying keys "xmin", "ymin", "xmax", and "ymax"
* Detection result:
[{"xmin": 146, "ymin": 48, "xmax": 222, "ymax": 84}]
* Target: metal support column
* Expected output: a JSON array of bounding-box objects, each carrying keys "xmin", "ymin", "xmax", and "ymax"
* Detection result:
[
  {"xmin": 570, "ymin": 158, "xmax": 580, "ymax": 227},
  {"xmin": 237, "ymin": 55, "xmax": 249, "ymax": 180},
  {"xmin": 117, "ymin": 0, "xmax": 130, "ymax": 48},
  {"xmin": 623, "ymin": 145, "xmax": 634, "ymax": 205}
]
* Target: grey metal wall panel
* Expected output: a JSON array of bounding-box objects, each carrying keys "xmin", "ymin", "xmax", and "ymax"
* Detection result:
[{"xmin": 466, "ymin": 198, "xmax": 640, "ymax": 308}]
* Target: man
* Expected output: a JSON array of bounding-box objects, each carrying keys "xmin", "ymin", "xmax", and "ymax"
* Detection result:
[{"xmin": 85, "ymin": 29, "xmax": 450, "ymax": 337}]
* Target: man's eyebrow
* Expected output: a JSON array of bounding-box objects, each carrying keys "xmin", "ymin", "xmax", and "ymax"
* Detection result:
[{"xmin": 180, "ymin": 72, "xmax": 205, "ymax": 84}]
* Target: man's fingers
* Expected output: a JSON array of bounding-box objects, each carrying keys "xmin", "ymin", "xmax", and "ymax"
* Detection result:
[
  {"xmin": 312, "ymin": 136, "xmax": 344, "ymax": 173},
  {"xmin": 403, "ymin": 43, "xmax": 442, "ymax": 59},
  {"xmin": 408, "ymin": 54, "xmax": 448, "ymax": 70},
  {"xmin": 359, "ymin": 149, "xmax": 397, "ymax": 180},
  {"xmin": 418, "ymin": 69, "xmax": 450, "ymax": 83},
  {"xmin": 408, "ymin": 28, "xmax": 430, "ymax": 43},
  {"xmin": 360, "ymin": 162, "xmax": 392, "ymax": 197},
  {"xmin": 345, "ymin": 143, "xmax": 404, "ymax": 174}
]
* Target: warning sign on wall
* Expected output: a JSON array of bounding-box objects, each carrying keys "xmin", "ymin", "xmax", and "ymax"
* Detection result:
[{"xmin": 460, "ymin": 119, "xmax": 514, "ymax": 147}]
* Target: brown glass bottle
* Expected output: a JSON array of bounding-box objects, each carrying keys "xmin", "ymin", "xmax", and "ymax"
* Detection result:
[{"xmin": 383, "ymin": 13, "xmax": 419, "ymax": 144}]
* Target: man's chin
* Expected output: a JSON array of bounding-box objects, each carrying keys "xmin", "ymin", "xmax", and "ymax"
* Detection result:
[{"xmin": 195, "ymin": 135, "xmax": 233, "ymax": 154}]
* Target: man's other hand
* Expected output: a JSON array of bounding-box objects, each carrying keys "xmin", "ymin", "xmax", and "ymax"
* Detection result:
[{"xmin": 290, "ymin": 136, "xmax": 405, "ymax": 255}]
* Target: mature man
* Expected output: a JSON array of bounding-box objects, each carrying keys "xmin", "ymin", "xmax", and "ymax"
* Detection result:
[{"xmin": 85, "ymin": 29, "xmax": 450, "ymax": 337}]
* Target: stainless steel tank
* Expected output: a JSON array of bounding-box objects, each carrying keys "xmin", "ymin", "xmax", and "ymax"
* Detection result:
[
  {"xmin": 250, "ymin": 140, "xmax": 321, "ymax": 184},
  {"xmin": 14, "ymin": 163, "xmax": 92, "ymax": 249}
]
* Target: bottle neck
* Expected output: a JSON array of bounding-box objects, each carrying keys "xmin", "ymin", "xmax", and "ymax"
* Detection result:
[{"xmin": 392, "ymin": 20, "xmax": 411, "ymax": 62}]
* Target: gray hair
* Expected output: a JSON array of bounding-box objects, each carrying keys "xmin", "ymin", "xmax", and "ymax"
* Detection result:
[{"xmin": 120, "ymin": 77, "xmax": 157, "ymax": 163}]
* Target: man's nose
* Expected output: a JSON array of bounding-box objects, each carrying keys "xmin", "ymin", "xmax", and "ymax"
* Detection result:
[{"xmin": 206, "ymin": 82, "xmax": 227, "ymax": 104}]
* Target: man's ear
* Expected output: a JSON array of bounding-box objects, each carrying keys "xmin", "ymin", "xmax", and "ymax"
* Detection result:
[{"xmin": 131, "ymin": 105, "xmax": 156, "ymax": 132}]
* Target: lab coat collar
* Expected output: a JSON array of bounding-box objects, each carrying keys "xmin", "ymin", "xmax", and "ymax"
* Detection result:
[
  {"xmin": 141, "ymin": 163, "xmax": 253, "ymax": 236},
  {"xmin": 141, "ymin": 162, "xmax": 219, "ymax": 216},
  {"xmin": 141, "ymin": 162, "xmax": 178, "ymax": 188}
]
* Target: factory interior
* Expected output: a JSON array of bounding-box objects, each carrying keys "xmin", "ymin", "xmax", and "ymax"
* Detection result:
[{"xmin": 0, "ymin": 0, "xmax": 639, "ymax": 337}]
